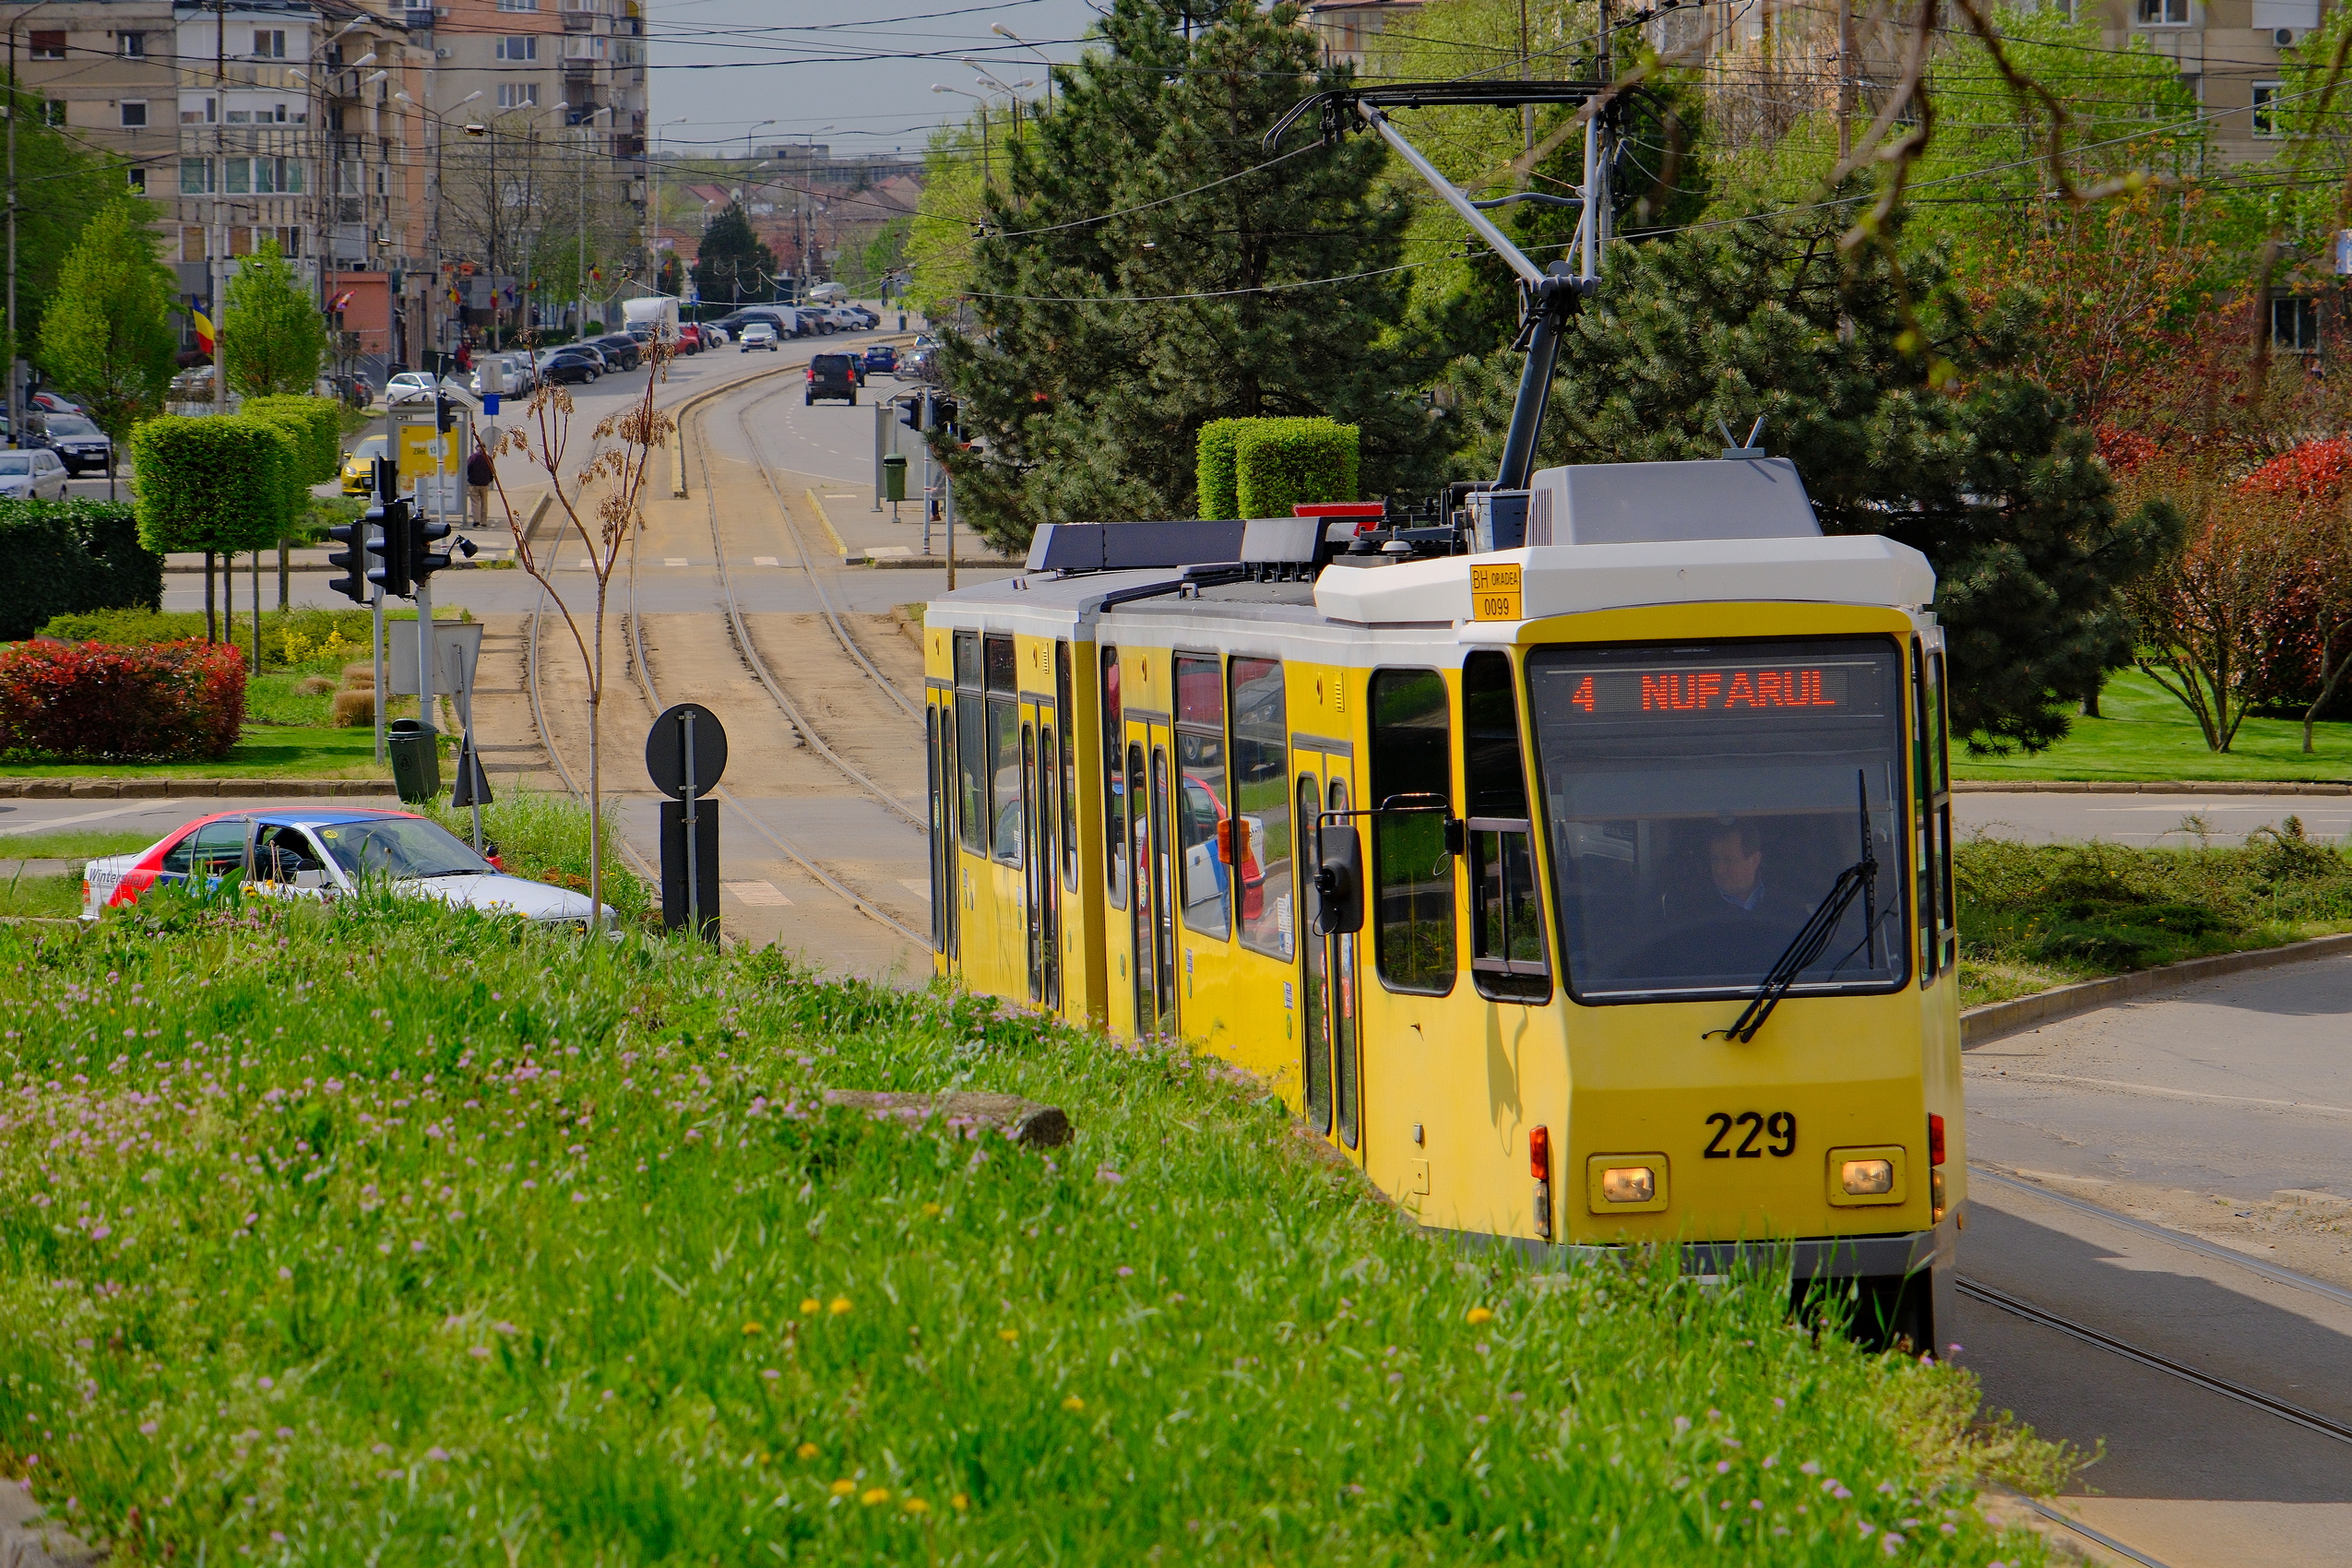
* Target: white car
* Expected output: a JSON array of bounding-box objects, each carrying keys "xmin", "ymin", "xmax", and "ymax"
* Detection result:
[
  {"xmin": 385, "ymin": 371, "xmax": 438, "ymax": 406},
  {"xmin": 0, "ymin": 447, "xmax": 71, "ymax": 500},
  {"xmin": 470, "ymin": 355, "xmax": 534, "ymax": 398},
  {"xmin": 83, "ymin": 809, "xmax": 616, "ymax": 929},
  {"xmin": 701, "ymin": 325, "xmax": 731, "ymax": 346},
  {"xmin": 739, "ymin": 322, "xmax": 779, "ymax": 351}
]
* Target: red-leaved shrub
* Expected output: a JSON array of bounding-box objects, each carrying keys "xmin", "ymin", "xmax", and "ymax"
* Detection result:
[{"xmin": 0, "ymin": 639, "xmax": 245, "ymax": 762}]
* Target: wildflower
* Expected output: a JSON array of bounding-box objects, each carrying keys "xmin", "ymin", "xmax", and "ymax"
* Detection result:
[
  {"xmin": 1116, "ymin": 1266, "xmax": 1134, "ymax": 1277},
  {"xmin": 800, "ymin": 1298, "xmax": 820, "ymax": 1315},
  {"xmin": 921, "ymin": 1203, "xmax": 942, "ymax": 1217},
  {"xmin": 761, "ymin": 1369, "xmax": 780, "ymax": 1381},
  {"xmin": 796, "ymin": 1443, "xmax": 819, "ymax": 1460},
  {"xmin": 861, "ymin": 1487, "xmax": 889, "ymax": 1506},
  {"xmin": 999, "ymin": 1329, "xmax": 1018, "ymax": 1344},
  {"xmin": 903, "ymin": 1497, "xmax": 930, "ymax": 1515},
  {"xmin": 1716, "ymin": 1461, "xmax": 1731, "ymax": 1475},
  {"xmin": 469, "ymin": 1347, "xmax": 492, "ymax": 1360},
  {"xmin": 257, "ymin": 1377, "xmax": 274, "ymax": 1391},
  {"xmin": 426, "ymin": 1447, "xmax": 449, "ymax": 1461},
  {"xmin": 743, "ymin": 1322, "xmax": 764, "ymax": 1336},
  {"xmin": 829, "ymin": 1479, "xmax": 855, "ymax": 1497},
  {"xmin": 1800, "ymin": 1460, "xmax": 1821, "ymax": 1475},
  {"xmin": 277, "ymin": 1267, "xmax": 292, "ymax": 1282},
  {"xmin": 829, "ymin": 1297, "xmax": 851, "ymax": 1315},
  {"xmin": 1062, "ymin": 1396, "xmax": 1085, "ymax": 1412},
  {"xmin": 410, "ymin": 1240, "xmax": 428, "ymax": 1254},
  {"xmin": 1466, "ymin": 1307, "xmax": 1493, "ymax": 1325},
  {"xmin": 138, "ymin": 1422, "xmax": 157, "ymax": 1436},
  {"xmin": 951, "ymin": 1493, "xmax": 969, "ymax": 1513},
  {"xmin": 1880, "ymin": 1538, "xmax": 1905, "ymax": 1558},
  {"xmin": 1673, "ymin": 1415, "xmax": 1692, "ymax": 1435}
]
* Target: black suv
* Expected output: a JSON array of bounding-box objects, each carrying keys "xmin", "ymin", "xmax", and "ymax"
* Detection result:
[
  {"xmin": 592, "ymin": 334, "xmax": 643, "ymax": 372},
  {"xmin": 805, "ymin": 353, "xmax": 859, "ymax": 407}
]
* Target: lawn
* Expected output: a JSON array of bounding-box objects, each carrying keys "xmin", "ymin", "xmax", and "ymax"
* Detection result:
[
  {"xmin": 1958, "ymin": 670, "xmax": 2352, "ymax": 783},
  {"xmin": 0, "ymin": 829, "xmax": 160, "ymax": 862},
  {"xmin": 0, "ymin": 891, "xmax": 2063, "ymax": 1565},
  {"xmin": 1954, "ymin": 826, "xmax": 2352, "ymax": 1007},
  {"xmin": 0, "ymin": 869, "xmax": 77, "ymax": 919}
]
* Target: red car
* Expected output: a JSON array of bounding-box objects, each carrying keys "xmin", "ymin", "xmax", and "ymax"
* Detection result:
[{"xmin": 677, "ymin": 324, "xmax": 704, "ymax": 353}]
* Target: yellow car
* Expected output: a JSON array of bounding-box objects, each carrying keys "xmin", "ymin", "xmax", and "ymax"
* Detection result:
[{"xmin": 339, "ymin": 434, "xmax": 388, "ymax": 496}]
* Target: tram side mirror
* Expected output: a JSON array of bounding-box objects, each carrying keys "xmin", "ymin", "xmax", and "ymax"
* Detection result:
[
  {"xmin": 1312, "ymin": 825, "xmax": 1364, "ymax": 936},
  {"xmin": 1217, "ymin": 816, "xmax": 1252, "ymax": 867}
]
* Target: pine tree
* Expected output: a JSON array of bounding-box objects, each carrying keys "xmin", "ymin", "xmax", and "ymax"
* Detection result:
[
  {"xmin": 692, "ymin": 203, "xmax": 778, "ymax": 306},
  {"xmin": 37, "ymin": 196, "xmax": 177, "ymax": 495},
  {"xmin": 220, "ymin": 240, "xmax": 328, "ymax": 398},
  {"xmin": 936, "ymin": 0, "xmax": 1439, "ymax": 550},
  {"xmin": 1443, "ymin": 203, "xmax": 2180, "ymax": 752}
]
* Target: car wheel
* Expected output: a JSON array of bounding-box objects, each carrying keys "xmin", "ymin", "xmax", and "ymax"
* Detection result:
[
  {"xmin": 587, "ymin": 370, "xmax": 600, "ymax": 383},
  {"xmin": 804, "ymin": 393, "xmax": 813, "ymax": 406},
  {"xmin": 849, "ymin": 390, "xmax": 857, "ymax": 406}
]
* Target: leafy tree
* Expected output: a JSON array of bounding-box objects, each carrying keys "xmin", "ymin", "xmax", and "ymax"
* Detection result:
[
  {"xmin": 0, "ymin": 77, "xmax": 125, "ymax": 375},
  {"xmin": 1442, "ymin": 203, "xmax": 2179, "ymax": 752},
  {"xmin": 937, "ymin": 0, "xmax": 1440, "ymax": 552},
  {"xmin": 220, "ymin": 241, "xmax": 328, "ymax": 398},
  {"xmin": 127, "ymin": 416, "xmax": 294, "ymax": 642},
  {"xmin": 692, "ymin": 203, "xmax": 778, "ymax": 305},
  {"xmin": 37, "ymin": 196, "xmax": 178, "ymax": 496}
]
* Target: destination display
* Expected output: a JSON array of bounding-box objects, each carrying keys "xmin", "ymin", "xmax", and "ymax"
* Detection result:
[{"xmin": 1549, "ymin": 657, "xmax": 1875, "ymax": 719}]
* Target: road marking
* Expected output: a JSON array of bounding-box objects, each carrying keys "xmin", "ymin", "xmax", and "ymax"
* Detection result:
[
  {"xmin": 898, "ymin": 878, "xmax": 930, "ymax": 901},
  {"xmin": 754, "ymin": 555, "xmax": 779, "ymax": 566},
  {"xmin": 0, "ymin": 802, "xmax": 188, "ymax": 837},
  {"xmin": 1965, "ymin": 1067, "xmax": 2352, "ymax": 1119},
  {"xmin": 723, "ymin": 880, "xmax": 791, "ymax": 906},
  {"xmin": 663, "ymin": 557, "xmax": 688, "ymax": 566}
]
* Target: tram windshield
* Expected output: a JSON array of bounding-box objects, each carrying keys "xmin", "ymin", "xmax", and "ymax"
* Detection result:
[{"xmin": 1526, "ymin": 636, "xmax": 1908, "ymax": 1002}]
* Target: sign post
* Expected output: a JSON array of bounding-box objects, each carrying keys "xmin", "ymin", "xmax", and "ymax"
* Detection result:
[{"xmin": 646, "ymin": 703, "xmax": 728, "ymax": 943}]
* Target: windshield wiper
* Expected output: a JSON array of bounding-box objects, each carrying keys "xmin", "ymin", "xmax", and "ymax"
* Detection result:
[{"xmin": 1705, "ymin": 770, "xmax": 1879, "ymax": 1044}]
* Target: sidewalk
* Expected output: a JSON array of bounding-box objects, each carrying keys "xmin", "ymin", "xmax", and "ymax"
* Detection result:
[{"xmin": 789, "ymin": 479, "xmax": 1020, "ymax": 571}]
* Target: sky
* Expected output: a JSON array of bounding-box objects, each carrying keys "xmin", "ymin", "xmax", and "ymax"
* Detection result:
[{"xmin": 643, "ymin": 0, "xmax": 1111, "ymax": 160}]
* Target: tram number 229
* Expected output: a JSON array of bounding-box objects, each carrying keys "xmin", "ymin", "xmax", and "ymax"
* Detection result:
[{"xmin": 1703, "ymin": 1111, "xmax": 1797, "ymax": 1159}]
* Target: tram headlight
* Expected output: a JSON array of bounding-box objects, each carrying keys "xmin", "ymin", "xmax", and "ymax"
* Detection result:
[
  {"xmin": 1840, "ymin": 1158, "xmax": 1895, "ymax": 1195},
  {"xmin": 1600, "ymin": 1166, "xmax": 1655, "ymax": 1205}
]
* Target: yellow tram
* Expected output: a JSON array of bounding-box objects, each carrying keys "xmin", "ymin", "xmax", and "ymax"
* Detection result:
[{"xmin": 922, "ymin": 456, "xmax": 1965, "ymax": 1348}]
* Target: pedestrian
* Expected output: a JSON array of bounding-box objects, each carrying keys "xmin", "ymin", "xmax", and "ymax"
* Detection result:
[{"xmin": 465, "ymin": 446, "xmax": 494, "ymax": 529}]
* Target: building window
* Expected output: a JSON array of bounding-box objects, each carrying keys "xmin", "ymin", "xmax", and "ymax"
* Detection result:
[
  {"xmin": 497, "ymin": 0, "xmax": 540, "ymax": 10},
  {"xmin": 29, "ymin": 30, "xmax": 65, "ymax": 60},
  {"xmin": 226, "ymin": 110, "xmax": 252, "ymax": 124},
  {"xmin": 126, "ymin": 166, "xmax": 146, "ymax": 192},
  {"xmin": 120, "ymin": 101, "xmax": 148, "ymax": 128},
  {"xmin": 2135, "ymin": 0, "xmax": 2189, "ymax": 22},
  {"xmin": 224, "ymin": 158, "xmax": 249, "ymax": 195},
  {"xmin": 564, "ymin": 35, "xmax": 607, "ymax": 58},
  {"xmin": 39, "ymin": 101, "xmax": 65, "ymax": 127},
  {"xmin": 2272, "ymin": 296, "xmax": 2321, "ymax": 354},
  {"xmin": 497, "ymin": 83, "xmax": 540, "ymax": 109},
  {"xmin": 252, "ymin": 30, "xmax": 286, "ymax": 60},
  {"xmin": 119, "ymin": 32, "xmax": 147, "ymax": 58},
  {"xmin": 496, "ymin": 34, "xmax": 538, "ymax": 61},
  {"xmin": 179, "ymin": 157, "xmax": 212, "ymax": 196},
  {"xmin": 2252, "ymin": 81, "xmax": 2285, "ymax": 137}
]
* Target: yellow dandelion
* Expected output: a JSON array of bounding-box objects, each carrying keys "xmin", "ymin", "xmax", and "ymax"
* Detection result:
[
  {"xmin": 742, "ymin": 1321, "xmax": 764, "ymax": 1336},
  {"xmin": 1466, "ymin": 1307, "xmax": 1494, "ymax": 1325},
  {"xmin": 861, "ymin": 1487, "xmax": 890, "ymax": 1507},
  {"xmin": 902, "ymin": 1497, "xmax": 930, "ymax": 1515},
  {"xmin": 796, "ymin": 1442, "xmax": 819, "ymax": 1461},
  {"xmin": 799, "ymin": 1298, "xmax": 821, "ymax": 1315},
  {"xmin": 829, "ymin": 1479, "xmax": 856, "ymax": 1497},
  {"xmin": 921, "ymin": 1202, "xmax": 943, "ymax": 1217},
  {"xmin": 829, "ymin": 1296, "xmax": 852, "ymax": 1316},
  {"xmin": 951, "ymin": 1493, "xmax": 969, "ymax": 1513},
  {"xmin": 998, "ymin": 1329, "xmax": 1018, "ymax": 1344},
  {"xmin": 1061, "ymin": 1395, "xmax": 1086, "ymax": 1412}
]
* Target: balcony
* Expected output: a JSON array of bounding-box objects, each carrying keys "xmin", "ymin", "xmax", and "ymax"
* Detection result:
[
  {"xmin": 562, "ymin": 56, "xmax": 599, "ymax": 80},
  {"xmin": 564, "ymin": 11, "xmax": 598, "ymax": 29}
]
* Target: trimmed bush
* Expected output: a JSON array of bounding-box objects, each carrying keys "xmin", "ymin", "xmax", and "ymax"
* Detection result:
[
  {"xmin": 0, "ymin": 638, "xmax": 244, "ymax": 762},
  {"xmin": 243, "ymin": 396, "xmax": 344, "ymax": 540},
  {"xmin": 1234, "ymin": 417, "xmax": 1360, "ymax": 519},
  {"xmin": 128, "ymin": 414, "xmax": 293, "ymax": 558},
  {"xmin": 1194, "ymin": 417, "xmax": 1248, "ymax": 520},
  {"xmin": 0, "ymin": 500, "xmax": 162, "ymax": 639},
  {"xmin": 37, "ymin": 607, "xmax": 375, "ymax": 667}
]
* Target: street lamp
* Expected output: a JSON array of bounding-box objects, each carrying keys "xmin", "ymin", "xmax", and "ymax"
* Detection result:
[
  {"xmin": 400, "ymin": 89, "xmax": 481, "ymax": 364},
  {"xmin": 555, "ymin": 101, "xmax": 611, "ymax": 334},
  {"xmin": 991, "ymin": 23, "xmax": 1057, "ymax": 114},
  {"xmin": 649, "ymin": 115, "xmax": 686, "ymax": 293},
  {"xmin": 745, "ymin": 118, "xmax": 776, "ymax": 160},
  {"xmin": 932, "ymin": 84, "xmax": 993, "ymax": 195}
]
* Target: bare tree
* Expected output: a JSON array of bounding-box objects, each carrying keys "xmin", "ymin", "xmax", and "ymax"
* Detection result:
[
  {"xmin": 483, "ymin": 349, "xmax": 674, "ymax": 930},
  {"xmin": 2127, "ymin": 474, "xmax": 2289, "ymax": 753}
]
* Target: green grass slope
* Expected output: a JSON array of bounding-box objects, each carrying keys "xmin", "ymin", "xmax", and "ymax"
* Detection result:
[
  {"xmin": 1958, "ymin": 671, "xmax": 2352, "ymax": 783},
  {"xmin": 0, "ymin": 897, "xmax": 2057, "ymax": 1564}
]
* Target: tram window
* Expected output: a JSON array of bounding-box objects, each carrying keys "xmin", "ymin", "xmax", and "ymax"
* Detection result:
[
  {"xmin": 1058, "ymin": 642, "xmax": 1079, "ymax": 893},
  {"xmin": 955, "ymin": 634, "xmax": 984, "ymax": 854},
  {"xmin": 1913, "ymin": 643, "xmax": 1936, "ymax": 980},
  {"xmin": 1370, "ymin": 668, "xmax": 1456, "ymax": 996},
  {"xmin": 1464, "ymin": 651, "xmax": 1549, "ymax": 1004},
  {"xmin": 983, "ymin": 634, "xmax": 1016, "ymax": 695},
  {"xmin": 1330, "ymin": 777, "xmax": 1360, "ymax": 1150},
  {"xmin": 1299, "ymin": 772, "xmax": 1332, "ymax": 1134},
  {"xmin": 1230, "ymin": 657, "xmax": 1292, "ymax": 959},
  {"xmin": 1102, "ymin": 647, "xmax": 1126, "ymax": 909},
  {"xmin": 926, "ymin": 708, "xmax": 946, "ymax": 952},
  {"xmin": 990, "ymin": 696, "xmax": 1023, "ymax": 866},
  {"xmin": 1930, "ymin": 651, "xmax": 1954, "ymax": 945},
  {"xmin": 1174, "ymin": 653, "xmax": 1231, "ymax": 940},
  {"xmin": 1526, "ymin": 637, "xmax": 1908, "ymax": 1003}
]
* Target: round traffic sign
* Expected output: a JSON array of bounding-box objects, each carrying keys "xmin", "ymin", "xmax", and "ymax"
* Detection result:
[{"xmin": 646, "ymin": 703, "xmax": 728, "ymax": 800}]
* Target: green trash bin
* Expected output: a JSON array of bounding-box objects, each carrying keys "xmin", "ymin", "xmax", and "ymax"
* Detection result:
[
  {"xmin": 388, "ymin": 719, "xmax": 442, "ymax": 803},
  {"xmin": 883, "ymin": 452, "xmax": 908, "ymax": 503}
]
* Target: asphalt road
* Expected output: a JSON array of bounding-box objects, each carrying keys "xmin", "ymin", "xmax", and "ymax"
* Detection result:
[{"xmin": 1956, "ymin": 792, "xmax": 2352, "ymax": 847}]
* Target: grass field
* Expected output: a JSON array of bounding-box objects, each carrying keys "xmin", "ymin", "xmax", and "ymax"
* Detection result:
[
  {"xmin": 1954, "ymin": 826, "xmax": 2352, "ymax": 1006},
  {"xmin": 0, "ymin": 828, "xmax": 160, "ymax": 861},
  {"xmin": 1958, "ymin": 671, "xmax": 2352, "ymax": 783},
  {"xmin": 0, "ymin": 868, "xmax": 77, "ymax": 918},
  {"xmin": 0, "ymin": 892, "xmax": 2062, "ymax": 1565}
]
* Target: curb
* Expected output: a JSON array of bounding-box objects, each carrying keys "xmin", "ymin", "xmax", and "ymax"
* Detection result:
[
  {"xmin": 0, "ymin": 1480, "xmax": 103, "ymax": 1567},
  {"xmin": 868, "ymin": 554, "xmax": 1022, "ymax": 571},
  {"xmin": 1954, "ymin": 779, "xmax": 2352, "ymax": 795},
  {"xmin": 804, "ymin": 487, "xmax": 853, "ymax": 560},
  {"xmin": 1960, "ymin": 931, "xmax": 2352, "ymax": 1046},
  {"xmin": 0, "ymin": 778, "xmax": 394, "ymax": 800}
]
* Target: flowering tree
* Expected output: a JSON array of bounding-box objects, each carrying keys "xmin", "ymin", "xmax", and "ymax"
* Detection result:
[
  {"xmin": 482, "ymin": 349, "xmax": 673, "ymax": 932},
  {"xmin": 2241, "ymin": 437, "xmax": 2352, "ymax": 751}
]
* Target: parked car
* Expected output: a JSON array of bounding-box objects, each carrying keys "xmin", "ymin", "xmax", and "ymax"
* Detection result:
[
  {"xmin": 0, "ymin": 447, "xmax": 72, "ymax": 500},
  {"xmin": 29, "ymin": 391, "xmax": 87, "ymax": 417},
  {"xmin": 861, "ymin": 344, "xmax": 899, "ymax": 377},
  {"xmin": 591, "ymin": 334, "xmax": 642, "ymax": 372},
  {"xmin": 469, "ymin": 354, "xmax": 534, "ymax": 398},
  {"xmin": 739, "ymin": 322, "xmax": 780, "ymax": 352},
  {"xmin": 804, "ymin": 352, "xmax": 858, "ymax": 405},
  {"xmin": 36, "ymin": 414, "xmax": 113, "ymax": 475},
  {"xmin": 339, "ymin": 434, "xmax": 390, "ymax": 495},
  {"xmin": 701, "ymin": 324, "xmax": 731, "ymax": 347},
  {"xmin": 535, "ymin": 347, "xmax": 603, "ymax": 385},
  {"xmin": 83, "ymin": 809, "xmax": 615, "ymax": 929},
  {"xmin": 677, "ymin": 324, "xmax": 704, "ymax": 353},
  {"xmin": 385, "ymin": 371, "xmax": 438, "ymax": 406}
]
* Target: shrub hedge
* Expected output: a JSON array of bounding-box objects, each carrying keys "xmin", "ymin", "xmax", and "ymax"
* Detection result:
[
  {"xmin": 0, "ymin": 499, "xmax": 163, "ymax": 639},
  {"xmin": 37, "ymin": 606, "xmax": 380, "ymax": 666},
  {"xmin": 1194, "ymin": 417, "xmax": 1248, "ymax": 520},
  {"xmin": 128, "ymin": 414, "xmax": 293, "ymax": 557},
  {"xmin": 243, "ymin": 396, "xmax": 344, "ymax": 534},
  {"xmin": 0, "ymin": 638, "xmax": 244, "ymax": 761},
  {"xmin": 1234, "ymin": 417, "xmax": 1359, "ymax": 519}
]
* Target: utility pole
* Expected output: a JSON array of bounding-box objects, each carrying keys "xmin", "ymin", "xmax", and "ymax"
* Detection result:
[
  {"xmin": 1520, "ymin": 0, "xmax": 1533, "ymax": 160},
  {"xmin": 1836, "ymin": 0, "xmax": 1855, "ymax": 160},
  {"xmin": 7, "ymin": 18, "xmax": 18, "ymax": 455}
]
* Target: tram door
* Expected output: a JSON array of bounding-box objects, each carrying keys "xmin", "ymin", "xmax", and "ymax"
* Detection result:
[
  {"xmin": 1127, "ymin": 717, "xmax": 1178, "ymax": 1038},
  {"xmin": 1295, "ymin": 746, "xmax": 1361, "ymax": 1155},
  {"xmin": 1020, "ymin": 699, "xmax": 1061, "ymax": 1011}
]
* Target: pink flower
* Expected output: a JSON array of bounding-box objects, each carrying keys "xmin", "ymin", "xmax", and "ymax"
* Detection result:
[
  {"xmin": 426, "ymin": 1446, "xmax": 449, "ymax": 1461},
  {"xmin": 469, "ymin": 1347, "xmax": 492, "ymax": 1360},
  {"xmin": 137, "ymin": 1421, "xmax": 157, "ymax": 1436},
  {"xmin": 410, "ymin": 1241, "xmax": 428, "ymax": 1254}
]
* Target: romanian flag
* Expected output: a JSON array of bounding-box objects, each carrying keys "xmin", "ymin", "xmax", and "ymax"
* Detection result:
[{"xmin": 192, "ymin": 310, "xmax": 216, "ymax": 356}]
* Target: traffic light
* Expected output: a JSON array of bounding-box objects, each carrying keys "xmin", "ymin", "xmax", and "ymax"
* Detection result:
[
  {"xmin": 899, "ymin": 393, "xmax": 924, "ymax": 431},
  {"xmin": 410, "ymin": 507, "xmax": 481, "ymax": 585},
  {"xmin": 367, "ymin": 493, "xmax": 413, "ymax": 598},
  {"xmin": 932, "ymin": 396, "xmax": 960, "ymax": 439},
  {"xmin": 325, "ymin": 514, "xmax": 370, "ymax": 604},
  {"xmin": 434, "ymin": 392, "xmax": 457, "ymax": 434}
]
